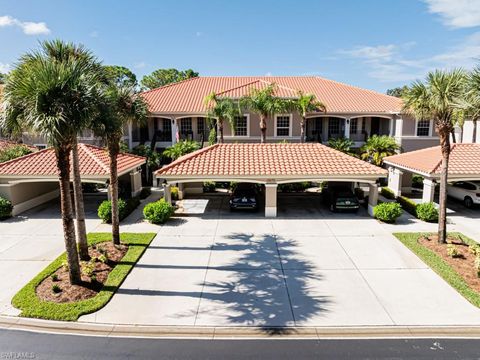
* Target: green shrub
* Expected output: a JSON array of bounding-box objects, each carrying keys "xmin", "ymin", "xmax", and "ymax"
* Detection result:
[
  {"xmin": 278, "ymin": 182, "xmax": 312, "ymax": 193},
  {"xmin": 447, "ymin": 244, "xmax": 460, "ymax": 258},
  {"xmin": 373, "ymin": 202, "xmax": 403, "ymax": 223},
  {"xmin": 203, "ymin": 181, "xmax": 216, "ymax": 192},
  {"xmin": 97, "ymin": 197, "xmax": 140, "ymax": 223},
  {"xmin": 475, "ymin": 255, "xmax": 480, "ymax": 278},
  {"xmin": 51, "ymin": 274, "xmax": 59, "ymax": 282},
  {"xmin": 397, "ymin": 195, "xmax": 418, "ymax": 216},
  {"xmin": 412, "ymin": 175, "xmax": 424, "ymax": 189},
  {"xmin": 416, "ymin": 202, "xmax": 438, "ymax": 222},
  {"xmin": 469, "ymin": 244, "xmax": 480, "ymax": 256},
  {"xmin": 0, "ymin": 144, "xmax": 33, "ymax": 163},
  {"xmin": 380, "ymin": 187, "xmax": 396, "ymax": 200},
  {"xmin": 143, "ymin": 199, "xmax": 174, "ymax": 224},
  {"xmin": 52, "ymin": 284, "xmax": 62, "ymax": 294},
  {"xmin": 171, "ymin": 186, "xmax": 179, "ymax": 200},
  {"xmin": 0, "ymin": 197, "xmax": 13, "ymax": 220}
]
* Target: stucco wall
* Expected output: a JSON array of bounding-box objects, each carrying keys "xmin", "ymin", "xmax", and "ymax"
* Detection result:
[{"xmin": 0, "ymin": 181, "xmax": 59, "ymax": 205}]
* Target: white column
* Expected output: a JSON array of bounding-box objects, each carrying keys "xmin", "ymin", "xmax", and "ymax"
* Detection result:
[
  {"xmin": 344, "ymin": 118, "xmax": 351, "ymax": 139},
  {"xmin": 394, "ymin": 115, "xmax": 403, "ymax": 146},
  {"xmin": 388, "ymin": 167, "xmax": 403, "ymax": 197},
  {"xmin": 171, "ymin": 118, "xmax": 178, "ymax": 144},
  {"xmin": 163, "ymin": 183, "xmax": 172, "ymax": 204},
  {"xmin": 422, "ymin": 178, "xmax": 436, "ymax": 203},
  {"xmin": 128, "ymin": 123, "xmax": 133, "ymax": 149},
  {"xmin": 389, "ymin": 116, "xmax": 395, "ymax": 137},
  {"xmin": 368, "ymin": 183, "xmax": 379, "ymax": 217},
  {"xmin": 130, "ymin": 170, "xmax": 142, "ymax": 197},
  {"xmin": 177, "ymin": 183, "xmax": 185, "ymax": 200},
  {"xmin": 265, "ymin": 183, "xmax": 278, "ymax": 218}
]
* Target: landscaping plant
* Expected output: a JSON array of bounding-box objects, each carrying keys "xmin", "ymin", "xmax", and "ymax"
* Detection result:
[
  {"xmin": 373, "ymin": 202, "xmax": 403, "ymax": 223},
  {"xmin": 143, "ymin": 199, "xmax": 174, "ymax": 224},
  {"xmin": 163, "ymin": 140, "xmax": 200, "ymax": 160},
  {"xmin": 416, "ymin": 202, "xmax": 439, "ymax": 222},
  {"xmin": 0, "ymin": 197, "xmax": 13, "ymax": 220},
  {"xmin": 360, "ymin": 135, "xmax": 400, "ymax": 166},
  {"xmin": 289, "ymin": 91, "xmax": 326, "ymax": 143},
  {"xmin": 446, "ymin": 244, "xmax": 460, "ymax": 258},
  {"xmin": 204, "ymin": 92, "xmax": 241, "ymax": 143}
]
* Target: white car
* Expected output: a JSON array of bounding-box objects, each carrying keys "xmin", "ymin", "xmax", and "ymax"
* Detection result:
[{"xmin": 447, "ymin": 181, "xmax": 480, "ymax": 208}]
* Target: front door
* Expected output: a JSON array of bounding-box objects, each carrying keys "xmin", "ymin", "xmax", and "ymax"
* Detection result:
[{"xmin": 370, "ymin": 117, "xmax": 380, "ymax": 136}]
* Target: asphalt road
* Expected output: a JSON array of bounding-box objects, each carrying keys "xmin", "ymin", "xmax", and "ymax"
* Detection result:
[{"xmin": 1, "ymin": 329, "xmax": 480, "ymax": 359}]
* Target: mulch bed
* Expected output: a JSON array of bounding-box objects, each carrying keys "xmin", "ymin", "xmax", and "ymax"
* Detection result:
[
  {"xmin": 419, "ymin": 234, "xmax": 480, "ymax": 293},
  {"xmin": 36, "ymin": 242, "xmax": 128, "ymax": 303}
]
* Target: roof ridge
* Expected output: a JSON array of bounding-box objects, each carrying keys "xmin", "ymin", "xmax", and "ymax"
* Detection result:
[
  {"xmin": 79, "ymin": 143, "xmax": 110, "ymax": 173},
  {"xmin": 156, "ymin": 144, "xmax": 220, "ymax": 175},
  {"xmin": 216, "ymin": 79, "xmax": 262, "ymax": 96},
  {"xmin": 0, "ymin": 146, "xmax": 52, "ymax": 170},
  {"xmin": 140, "ymin": 76, "xmax": 201, "ymax": 95},
  {"xmin": 258, "ymin": 79, "xmax": 298, "ymax": 95}
]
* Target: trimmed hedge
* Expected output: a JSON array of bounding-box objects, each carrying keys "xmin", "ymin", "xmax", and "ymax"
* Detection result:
[
  {"xmin": 171, "ymin": 186, "xmax": 179, "ymax": 200},
  {"xmin": 97, "ymin": 197, "xmax": 141, "ymax": 223},
  {"xmin": 0, "ymin": 196, "xmax": 13, "ymax": 220},
  {"xmin": 416, "ymin": 202, "xmax": 439, "ymax": 222},
  {"xmin": 397, "ymin": 195, "xmax": 418, "ymax": 216},
  {"xmin": 11, "ymin": 233, "xmax": 156, "ymax": 321},
  {"xmin": 143, "ymin": 199, "xmax": 174, "ymax": 224},
  {"xmin": 373, "ymin": 202, "xmax": 403, "ymax": 223},
  {"xmin": 380, "ymin": 187, "xmax": 396, "ymax": 200}
]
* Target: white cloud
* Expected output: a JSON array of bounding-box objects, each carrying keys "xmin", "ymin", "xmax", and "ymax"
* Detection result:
[
  {"xmin": 134, "ymin": 61, "xmax": 147, "ymax": 69},
  {"xmin": 195, "ymin": 31, "xmax": 203, "ymax": 37},
  {"xmin": 0, "ymin": 15, "xmax": 50, "ymax": 35},
  {"xmin": 339, "ymin": 34, "xmax": 480, "ymax": 83},
  {"xmin": 0, "ymin": 62, "xmax": 10, "ymax": 73},
  {"xmin": 424, "ymin": 0, "xmax": 480, "ymax": 28}
]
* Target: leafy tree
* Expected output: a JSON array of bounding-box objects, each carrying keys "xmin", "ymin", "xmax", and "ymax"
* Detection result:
[
  {"xmin": 204, "ymin": 92, "xmax": 241, "ymax": 143},
  {"xmin": 327, "ymin": 137, "xmax": 355, "ymax": 154},
  {"xmin": 360, "ymin": 135, "xmax": 400, "ymax": 166},
  {"xmin": 466, "ymin": 65, "xmax": 480, "ymax": 143},
  {"xmin": 1, "ymin": 40, "xmax": 103, "ymax": 284},
  {"xmin": 241, "ymin": 84, "xmax": 290, "ymax": 143},
  {"xmin": 140, "ymin": 68, "xmax": 198, "ymax": 90},
  {"xmin": 402, "ymin": 69, "xmax": 467, "ymax": 244},
  {"xmin": 104, "ymin": 65, "xmax": 137, "ymax": 87},
  {"xmin": 0, "ymin": 144, "xmax": 33, "ymax": 163},
  {"xmin": 386, "ymin": 86, "xmax": 408, "ymax": 97},
  {"xmin": 93, "ymin": 84, "xmax": 149, "ymax": 245},
  {"xmin": 163, "ymin": 140, "xmax": 200, "ymax": 160},
  {"xmin": 289, "ymin": 91, "xmax": 326, "ymax": 143}
]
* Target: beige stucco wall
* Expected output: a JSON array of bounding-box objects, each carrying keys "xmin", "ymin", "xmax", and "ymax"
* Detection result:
[{"xmin": 0, "ymin": 181, "xmax": 59, "ymax": 205}]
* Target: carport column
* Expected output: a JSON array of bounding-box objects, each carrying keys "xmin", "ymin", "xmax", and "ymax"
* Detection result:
[
  {"xmin": 265, "ymin": 183, "xmax": 278, "ymax": 218},
  {"xmin": 130, "ymin": 170, "xmax": 142, "ymax": 197},
  {"xmin": 388, "ymin": 167, "xmax": 403, "ymax": 197},
  {"xmin": 163, "ymin": 183, "xmax": 172, "ymax": 204},
  {"xmin": 394, "ymin": 115, "xmax": 403, "ymax": 146},
  {"xmin": 422, "ymin": 178, "xmax": 436, "ymax": 203},
  {"xmin": 368, "ymin": 183, "xmax": 379, "ymax": 217},
  {"xmin": 344, "ymin": 118, "xmax": 351, "ymax": 139},
  {"xmin": 171, "ymin": 117, "xmax": 178, "ymax": 144}
]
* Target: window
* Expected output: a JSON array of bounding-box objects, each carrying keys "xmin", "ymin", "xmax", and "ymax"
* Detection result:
[
  {"xmin": 275, "ymin": 115, "xmax": 291, "ymax": 137},
  {"xmin": 197, "ymin": 117, "xmax": 210, "ymax": 138},
  {"xmin": 328, "ymin": 117, "xmax": 341, "ymax": 136},
  {"xmin": 234, "ymin": 115, "xmax": 248, "ymax": 136},
  {"xmin": 350, "ymin": 118, "xmax": 358, "ymax": 134},
  {"xmin": 416, "ymin": 120, "xmax": 431, "ymax": 136},
  {"xmin": 159, "ymin": 118, "xmax": 171, "ymax": 141},
  {"xmin": 179, "ymin": 118, "xmax": 192, "ymax": 134}
]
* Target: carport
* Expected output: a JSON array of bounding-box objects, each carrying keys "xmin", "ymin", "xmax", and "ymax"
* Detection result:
[
  {"xmin": 384, "ymin": 143, "xmax": 480, "ymax": 203},
  {"xmin": 0, "ymin": 143, "xmax": 146, "ymax": 215},
  {"xmin": 155, "ymin": 143, "xmax": 387, "ymax": 217}
]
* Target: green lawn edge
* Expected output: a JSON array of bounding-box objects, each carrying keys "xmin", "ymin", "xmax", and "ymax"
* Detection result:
[
  {"xmin": 11, "ymin": 232, "xmax": 156, "ymax": 321},
  {"xmin": 393, "ymin": 232, "xmax": 480, "ymax": 308}
]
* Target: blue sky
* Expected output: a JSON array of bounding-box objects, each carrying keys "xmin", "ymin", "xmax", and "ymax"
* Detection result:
[{"xmin": 1, "ymin": 0, "xmax": 480, "ymax": 92}]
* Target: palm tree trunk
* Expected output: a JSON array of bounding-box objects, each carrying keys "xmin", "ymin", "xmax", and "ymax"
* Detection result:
[
  {"xmin": 451, "ymin": 129, "xmax": 456, "ymax": 143},
  {"xmin": 71, "ymin": 139, "xmax": 89, "ymax": 260},
  {"xmin": 473, "ymin": 118, "xmax": 478, "ymax": 143},
  {"xmin": 438, "ymin": 128, "xmax": 451, "ymax": 244},
  {"xmin": 56, "ymin": 145, "xmax": 81, "ymax": 284},
  {"xmin": 108, "ymin": 139, "xmax": 121, "ymax": 245},
  {"xmin": 300, "ymin": 116, "xmax": 306, "ymax": 143},
  {"xmin": 260, "ymin": 115, "xmax": 267, "ymax": 143},
  {"xmin": 219, "ymin": 119, "xmax": 224, "ymax": 144}
]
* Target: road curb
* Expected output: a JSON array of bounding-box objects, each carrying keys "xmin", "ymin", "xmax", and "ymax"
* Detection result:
[{"xmin": 2, "ymin": 315, "xmax": 480, "ymax": 339}]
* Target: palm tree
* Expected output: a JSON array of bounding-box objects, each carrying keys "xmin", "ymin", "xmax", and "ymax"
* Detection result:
[
  {"xmin": 41, "ymin": 40, "xmax": 104, "ymax": 261},
  {"xmin": 403, "ymin": 69, "xmax": 467, "ymax": 244},
  {"xmin": 467, "ymin": 66, "xmax": 480, "ymax": 143},
  {"xmin": 93, "ymin": 83, "xmax": 149, "ymax": 245},
  {"xmin": 360, "ymin": 135, "xmax": 400, "ymax": 166},
  {"xmin": 241, "ymin": 84, "xmax": 290, "ymax": 143},
  {"xmin": 204, "ymin": 92, "xmax": 240, "ymax": 143},
  {"xmin": 290, "ymin": 91, "xmax": 326, "ymax": 143},
  {"xmin": 1, "ymin": 41, "xmax": 102, "ymax": 284},
  {"xmin": 327, "ymin": 137, "xmax": 355, "ymax": 155}
]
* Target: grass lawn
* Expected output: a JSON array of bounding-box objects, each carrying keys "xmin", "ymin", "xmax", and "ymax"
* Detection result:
[
  {"xmin": 12, "ymin": 232, "xmax": 156, "ymax": 321},
  {"xmin": 394, "ymin": 232, "xmax": 480, "ymax": 308}
]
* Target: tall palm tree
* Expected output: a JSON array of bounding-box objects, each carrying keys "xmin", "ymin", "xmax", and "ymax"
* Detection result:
[
  {"xmin": 93, "ymin": 83, "xmax": 149, "ymax": 245},
  {"xmin": 1, "ymin": 41, "xmax": 102, "ymax": 284},
  {"xmin": 241, "ymin": 84, "xmax": 290, "ymax": 143},
  {"xmin": 204, "ymin": 92, "xmax": 240, "ymax": 143},
  {"xmin": 467, "ymin": 66, "xmax": 480, "ymax": 143},
  {"xmin": 403, "ymin": 69, "xmax": 467, "ymax": 244},
  {"xmin": 360, "ymin": 135, "xmax": 400, "ymax": 166},
  {"xmin": 41, "ymin": 40, "xmax": 104, "ymax": 261},
  {"xmin": 290, "ymin": 91, "xmax": 326, "ymax": 143}
]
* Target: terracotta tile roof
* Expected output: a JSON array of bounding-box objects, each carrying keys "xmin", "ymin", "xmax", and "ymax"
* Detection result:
[
  {"xmin": 0, "ymin": 140, "xmax": 38, "ymax": 152},
  {"xmin": 155, "ymin": 143, "xmax": 387, "ymax": 179},
  {"xmin": 383, "ymin": 143, "xmax": 480, "ymax": 177},
  {"xmin": 0, "ymin": 143, "xmax": 146, "ymax": 177},
  {"xmin": 142, "ymin": 76, "xmax": 402, "ymax": 114}
]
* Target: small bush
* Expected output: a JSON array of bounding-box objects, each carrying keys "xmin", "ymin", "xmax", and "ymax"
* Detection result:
[
  {"xmin": 397, "ymin": 195, "xmax": 418, "ymax": 216},
  {"xmin": 0, "ymin": 197, "xmax": 13, "ymax": 220},
  {"xmin": 81, "ymin": 260, "xmax": 95, "ymax": 277},
  {"xmin": 415, "ymin": 202, "xmax": 439, "ymax": 222},
  {"xmin": 469, "ymin": 244, "xmax": 480, "ymax": 256},
  {"xmin": 171, "ymin": 186, "xmax": 179, "ymax": 200},
  {"xmin": 98, "ymin": 254, "xmax": 108, "ymax": 263},
  {"xmin": 373, "ymin": 202, "xmax": 403, "ymax": 223},
  {"xmin": 475, "ymin": 255, "xmax": 480, "ymax": 278},
  {"xmin": 447, "ymin": 244, "xmax": 460, "ymax": 258},
  {"xmin": 203, "ymin": 181, "xmax": 216, "ymax": 193},
  {"xmin": 50, "ymin": 274, "xmax": 59, "ymax": 282},
  {"xmin": 380, "ymin": 187, "xmax": 396, "ymax": 200},
  {"xmin": 139, "ymin": 187, "xmax": 151, "ymax": 200},
  {"xmin": 412, "ymin": 175, "xmax": 424, "ymax": 189},
  {"xmin": 52, "ymin": 284, "xmax": 62, "ymax": 294},
  {"xmin": 143, "ymin": 199, "xmax": 174, "ymax": 224},
  {"xmin": 97, "ymin": 197, "xmax": 140, "ymax": 223}
]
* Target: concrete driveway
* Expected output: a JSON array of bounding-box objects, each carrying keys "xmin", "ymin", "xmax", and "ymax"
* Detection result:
[
  {"xmin": 0, "ymin": 196, "xmax": 103, "ymax": 315},
  {"xmin": 81, "ymin": 194, "xmax": 480, "ymax": 327}
]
